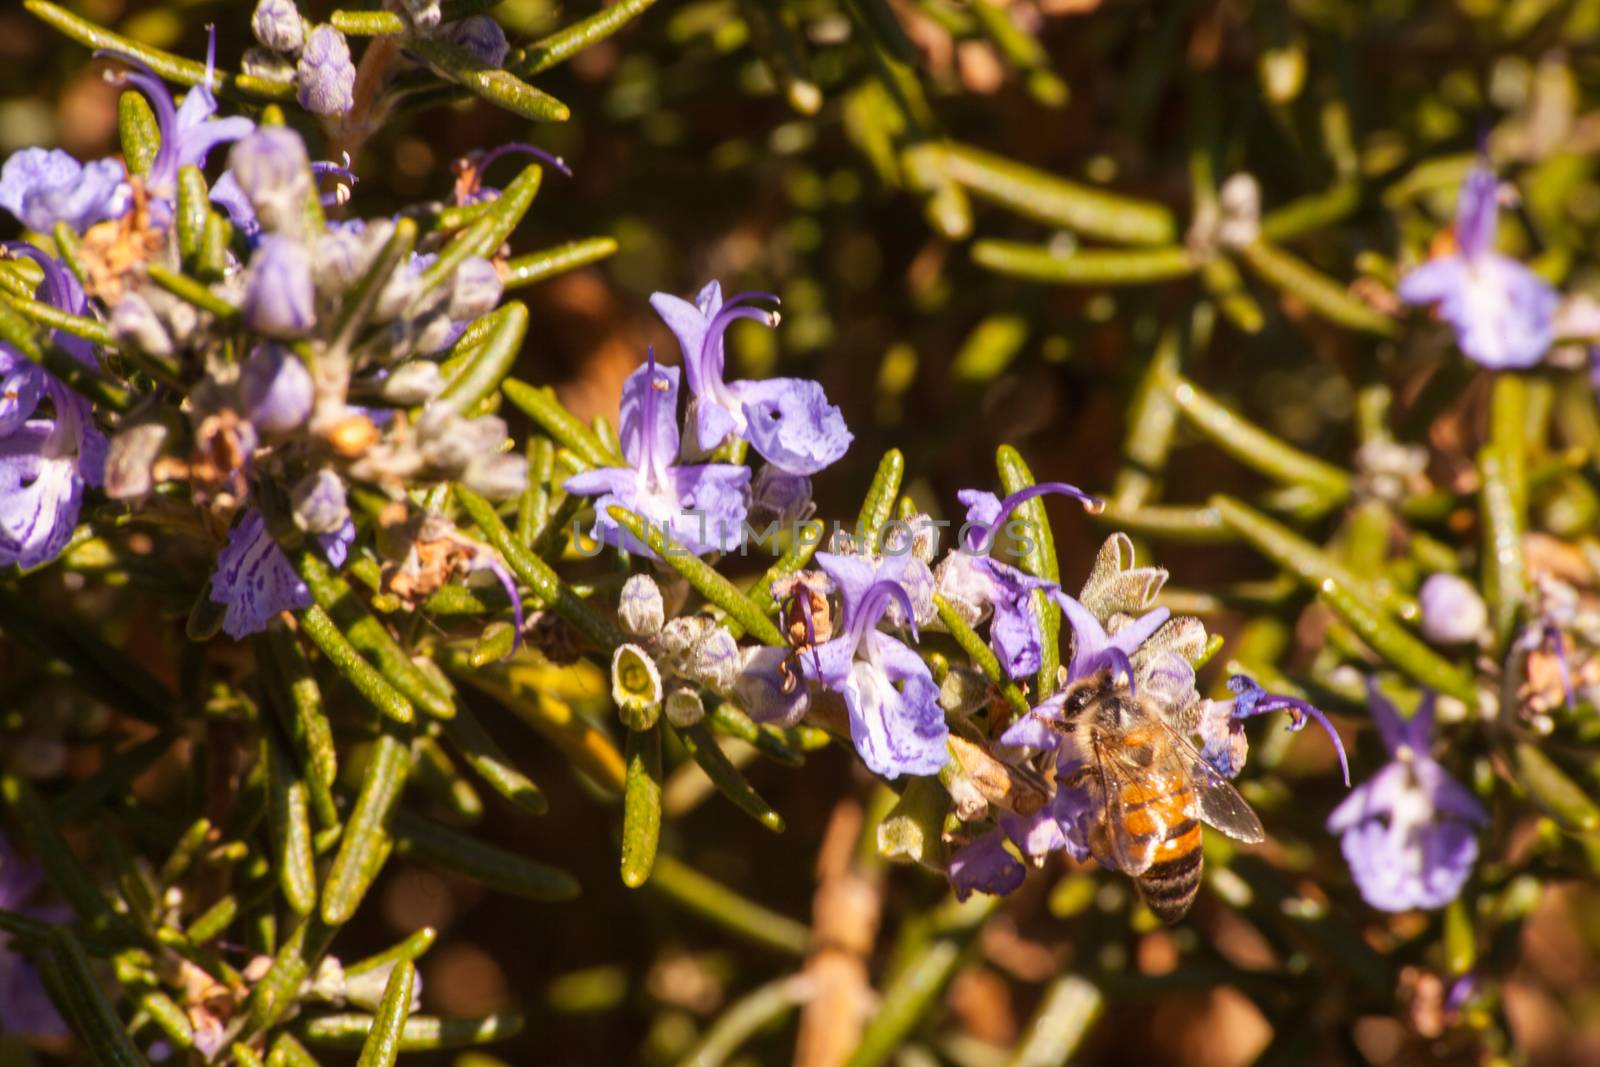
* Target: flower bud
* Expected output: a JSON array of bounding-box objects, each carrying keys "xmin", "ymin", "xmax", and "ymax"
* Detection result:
[
  {"xmin": 449, "ymin": 257, "xmax": 503, "ymax": 322},
  {"xmin": 446, "ymin": 15, "xmax": 510, "ymax": 68},
  {"xmin": 665, "ymin": 687, "xmax": 705, "ymax": 728},
  {"xmin": 400, "ymin": 0, "xmax": 443, "ymax": 29},
  {"xmin": 291, "ymin": 469, "xmax": 349, "ymax": 535},
  {"xmin": 682, "ymin": 625, "xmax": 740, "ymax": 693},
  {"xmin": 612, "ymin": 643, "xmax": 663, "ymax": 730},
  {"xmin": 111, "ymin": 290, "xmax": 174, "ymax": 357},
  {"xmin": 296, "ymin": 25, "xmax": 356, "ymax": 115},
  {"xmin": 240, "ymin": 344, "xmax": 313, "ymax": 435},
  {"xmin": 228, "ymin": 127, "xmax": 313, "ymax": 235},
  {"xmin": 1419, "ymin": 573, "xmax": 1488, "ymax": 646},
  {"xmin": 618, "ymin": 574, "xmax": 665, "ymax": 639},
  {"xmin": 243, "ymin": 236, "xmax": 316, "ymax": 338},
  {"xmin": 380, "ymin": 361, "xmax": 444, "ymax": 405},
  {"xmin": 419, "ymin": 411, "xmax": 505, "ymax": 472},
  {"xmin": 252, "ymin": 0, "xmax": 305, "ymax": 53},
  {"xmin": 659, "ymin": 616, "xmax": 713, "ymax": 658}
]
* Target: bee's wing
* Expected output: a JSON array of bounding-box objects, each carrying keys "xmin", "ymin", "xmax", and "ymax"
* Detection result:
[
  {"xmin": 1091, "ymin": 737, "xmax": 1168, "ymax": 877},
  {"xmin": 1154, "ymin": 718, "xmax": 1266, "ymax": 844}
]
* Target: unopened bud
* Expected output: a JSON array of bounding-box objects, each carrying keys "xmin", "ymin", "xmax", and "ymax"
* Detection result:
[
  {"xmin": 665, "ymin": 687, "xmax": 705, "ymax": 728},
  {"xmin": 618, "ymin": 574, "xmax": 665, "ymax": 639}
]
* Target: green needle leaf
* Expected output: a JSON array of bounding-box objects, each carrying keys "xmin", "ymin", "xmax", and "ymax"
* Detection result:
[
  {"xmin": 355, "ymin": 960, "xmax": 415, "ymax": 1067},
  {"xmin": 1236, "ymin": 239, "xmax": 1398, "ymax": 336},
  {"xmin": 996, "ymin": 445, "xmax": 1064, "ymax": 698},
  {"xmin": 296, "ymin": 605, "xmax": 416, "ymax": 725},
  {"xmin": 503, "ymin": 237, "xmax": 620, "ymax": 290},
  {"xmin": 647, "ymin": 853, "xmax": 811, "ymax": 955},
  {"xmin": 391, "ymin": 809, "xmax": 581, "ymax": 900},
  {"xmin": 39, "ymin": 927, "xmax": 150, "ymax": 1067},
  {"xmin": 25, "ymin": 1, "xmax": 294, "ymax": 100},
  {"xmin": 674, "ymin": 721, "xmax": 786, "ymax": 833},
  {"xmin": 855, "ymin": 448, "xmax": 905, "ymax": 551},
  {"xmin": 1172, "ymin": 376, "xmax": 1352, "ymax": 501},
  {"xmin": 265, "ymin": 731, "xmax": 319, "ymax": 917},
  {"xmin": 516, "ymin": 0, "xmax": 662, "ymax": 75},
  {"xmin": 502, "ymin": 378, "xmax": 614, "ymax": 468},
  {"xmin": 322, "ymin": 730, "xmax": 411, "ymax": 926},
  {"xmin": 934, "ymin": 594, "xmax": 1031, "ymax": 719},
  {"xmin": 971, "ymin": 241, "xmax": 1196, "ymax": 284},
  {"xmin": 434, "ymin": 301, "xmax": 529, "ymax": 417},
  {"xmin": 414, "ymin": 35, "xmax": 570, "ymax": 121},
  {"xmin": 620, "ymin": 726, "xmax": 663, "ymax": 888},
  {"xmin": 456, "ymin": 484, "xmax": 623, "ymax": 651},
  {"xmin": 118, "ymin": 90, "xmax": 159, "ymax": 177},
  {"xmin": 1317, "ymin": 579, "xmax": 1477, "ymax": 705},
  {"xmin": 299, "ymin": 1012, "xmax": 525, "ymax": 1051},
  {"xmin": 943, "ymin": 143, "xmax": 1175, "ymax": 244}
]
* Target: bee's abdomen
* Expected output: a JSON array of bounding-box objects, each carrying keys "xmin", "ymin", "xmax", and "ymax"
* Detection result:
[{"xmin": 1136, "ymin": 812, "xmax": 1204, "ymax": 923}]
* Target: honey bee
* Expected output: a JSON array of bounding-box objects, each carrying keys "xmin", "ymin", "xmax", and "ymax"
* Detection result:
[{"xmin": 1047, "ymin": 669, "xmax": 1265, "ymax": 922}]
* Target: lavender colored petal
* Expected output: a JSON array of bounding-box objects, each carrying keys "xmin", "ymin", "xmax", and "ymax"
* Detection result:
[
  {"xmin": 0, "ymin": 149, "xmax": 130, "ymax": 233},
  {"xmin": 1454, "ymin": 164, "xmax": 1500, "ymax": 260},
  {"xmin": 649, "ymin": 291, "xmax": 714, "ymax": 395},
  {"xmin": 999, "ymin": 806, "xmax": 1066, "ymax": 864},
  {"xmin": 618, "ymin": 359, "xmax": 681, "ymax": 472},
  {"xmin": 666, "ymin": 462, "xmax": 751, "ymax": 554},
  {"xmin": 843, "ymin": 639, "xmax": 948, "ymax": 778},
  {"xmin": 0, "ymin": 428, "xmax": 84, "ymax": 570},
  {"xmin": 736, "ymin": 645, "xmax": 810, "ymax": 726},
  {"xmin": 948, "ymin": 832, "xmax": 1025, "ymax": 902},
  {"xmin": 562, "ymin": 466, "xmax": 636, "ymax": 499},
  {"xmin": 209, "ymin": 509, "xmax": 313, "ymax": 639},
  {"xmin": 1396, "ymin": 255, "xmax": 1465, "ymax": 307},
  {"xmin": 814, "ymin": 551, "xmax": 878, "ymax": 619},
  {"xmin": 731, "ymin": 376, "xmax": 852, "ymax": 475}
]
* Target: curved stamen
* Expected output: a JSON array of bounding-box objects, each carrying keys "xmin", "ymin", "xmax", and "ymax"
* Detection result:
[
  {"xmin": 473, "ymin": 142, "xmax": 573, "ymax": 182},
  {"xmin": 965, "ymin": 482, "xmax": 1103, "ymax": 552},
  {"xmin": 1231, "ymin": 675, "xmax": 1351, "ymax": 787},
  {"xmin": 701, "ymin": 303, "xmax": 781, "ymax": 384},
  {"xmin": 471, "ymin": 552, "xmax": 524, "ymax": 655},
  {"xmin": 850, "ymin": 578, "xmax": 919, "ymax": 655}
]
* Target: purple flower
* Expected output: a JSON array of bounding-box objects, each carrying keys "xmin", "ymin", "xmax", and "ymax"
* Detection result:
[
  {"xmin": 0, "ymin": 246, "xmax": 107, "ymax": 571},
  {"xmin": 209, "ymin": 508, "xmax": 354, "ymax": 639},
  {"xmin": 734, "ymin": 645, "xmax": 810, "ymax": 727},
  {"xmin": 104, "ymin": 35, "xmax": 255, "ymax": 218},
  {"xmin": 1397, "ymin": 164, "xmax": 1559, "ymax": 369},
  {"xmin": 1326, "ymin": 683, "xmax": 1488, "ymax": 912},
  {"xmin": 240, "ymin": 343, "xmax": 313, "ymax": 436},
  {"xmin": 1197, "ymin": 675, "xmax": 1350, "ymax": 785},
  {"xmin": 297, "ymin": 25, "xmax": 357, "ymax": 116},
  {"xmin": 252, "ymin": 0, "xmax": 305, "ymax": 54},
  {"xmin": 564, "ymin": 351, "xmax": 751, "ymax": 558},
  {"xmin": 800, "ymin": 552, "xmax": 948, "ymax": 778},
  {"xmin": 0, "ymin": 834, "xmax": 69, "ymax": 1040},
  {"xmin": 948, "ymin": 832, "xmax": 1026, "ymax": 902},
  {"xmin": 997, "ymin": 593, "xmax": 1173, "ymax": 752},
  {"xmin": 0, "ymin": 148, "xmax": 129, "ymax": 233},
  {"xmin": 650, "ymin": 281, "xmax": 851, "ymax": 473},
  {"xmin": 934, "ymin": 482, "xmax": 1099, "ymax": 679},
  {"xmin": 243, "ymin": 236, "xmax": 317, "ymax": 338}
]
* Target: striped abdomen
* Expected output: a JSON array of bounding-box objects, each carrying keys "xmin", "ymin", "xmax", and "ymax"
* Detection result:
[{"xmin": 1121, "ymin": 773, "xmax": 1204, "ymax": 923}]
